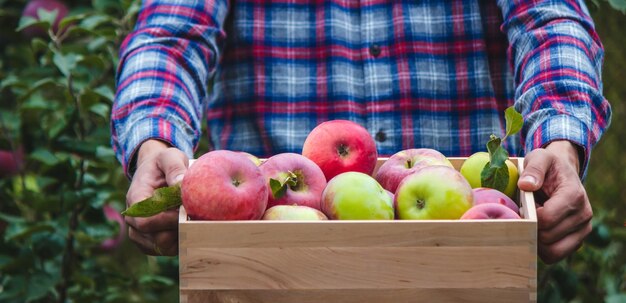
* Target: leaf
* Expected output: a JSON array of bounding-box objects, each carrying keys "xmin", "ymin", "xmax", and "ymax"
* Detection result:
[
  {"xmin": 270, "ymin": 178, "xmax": 287, "ymax": 199},
  {"xmin": 608, "ymin": 0, "xmax": 626, "ymax": 13},
  {"xmin": 52, "ymin": 51, "xmax": 83, "ymax": 77},
  {"xmin": 31, "ymin": 149, "xmax": 60, "ymax": 166},
  {"xmin": 481, "ymin": 162, "xmax": 509, "ymax": 193},
  {"xmin": 504, "ymin": 106, "xmax": 523, "ymax": 138},
  {"xmin": 89, "ymin": 103, "xmax": 109, "ymax": 119},
  {"xmin": 121, "ymin": 184, "xmax": 182, "ymax": 217},
  {"xmin": 94, "ymin": 85, "xmax": 115, "ymax": 103},
  {"xmin": 486, "ymin": 136, "xmax": 508, "ymax": 168},
  {"xmin": 16, "ymin": 16, "xmax": 47, "ymax": 33}
]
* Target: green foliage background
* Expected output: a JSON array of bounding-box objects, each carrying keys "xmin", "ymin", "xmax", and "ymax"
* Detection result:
[{"xmin": 0, "ymin": 0, "xmax": 624, "ymax": 302}]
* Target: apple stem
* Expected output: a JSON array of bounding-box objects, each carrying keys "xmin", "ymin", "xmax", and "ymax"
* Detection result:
[
  {"xmin": 337, "ymin": 144, "xmax": 349, "ymax": 158},
  {"xmin": 232, "ymin": 179, "xmax": 241, "ymax": 187},
  {"xmin": 406, "ymin": 159, "xmax": 413, "ymax": 169},
  {"xmin": 416, "ymin": 199, "xmax": 425, "ymax": 210}
]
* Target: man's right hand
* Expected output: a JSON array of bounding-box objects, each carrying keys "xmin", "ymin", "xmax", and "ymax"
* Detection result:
[{"xmin": 125, "ymin": 139, "xmax": 188, "ymax": 256}]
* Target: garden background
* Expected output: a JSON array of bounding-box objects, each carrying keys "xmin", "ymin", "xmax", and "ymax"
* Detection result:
[{"xmin": 0, "ymin": 0, "xmax": 624, "ymax": 302}]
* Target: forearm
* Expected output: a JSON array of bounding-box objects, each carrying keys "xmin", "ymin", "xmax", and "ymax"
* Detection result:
[
  {"xmin": 111, "ymin": 0, "xmax": 229, "ymax": 177},
  {"xmin": 498, "ymin": 0, "xmax": 612, "ymax": 178}
]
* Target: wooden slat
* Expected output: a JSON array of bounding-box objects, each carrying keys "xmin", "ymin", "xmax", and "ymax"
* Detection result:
[
  {"xmin": 180, "ymin": 220, "xmax": 535, "ymax": 248},
  {"xmin": 180, "ymin": 246, "xmax": 534, "ymax": 290},
  {"xmin": 181, "ymin": 288, "xmax": 536, "ymax": 303}
]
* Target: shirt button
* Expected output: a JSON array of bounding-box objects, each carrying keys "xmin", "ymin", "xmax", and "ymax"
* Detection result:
[
  {"xmin": 369, "ymin": 44, "xmax": 381, "ymax": 57},
  {"xmin": 375, "ymin": 130, "xmax": 387, "ymax": 142}
]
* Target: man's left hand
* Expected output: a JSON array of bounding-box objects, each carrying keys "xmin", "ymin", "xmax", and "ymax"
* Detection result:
[{"xmin": 518, "ymin": 140, "xmax": 592, "ymax": 264}]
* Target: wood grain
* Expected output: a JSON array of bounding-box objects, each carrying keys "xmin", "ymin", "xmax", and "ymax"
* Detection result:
[{"xmin": 179, "ymin": 157, "xmax": 537, "ymax": 302}]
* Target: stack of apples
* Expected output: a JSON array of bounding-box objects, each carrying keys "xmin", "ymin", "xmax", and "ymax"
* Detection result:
[{"xmin": 181, "ymin": 120, "xmax": 522, "ymax": 221}]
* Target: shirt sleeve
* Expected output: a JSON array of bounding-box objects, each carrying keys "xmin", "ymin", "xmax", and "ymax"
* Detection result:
[
  {"xmin": 110, "ymin": 0, "xmax": 230, "ymax": 177},
  {"xmin": 497, "ymin": 0, "xmax": 612, "ymax": 179}
]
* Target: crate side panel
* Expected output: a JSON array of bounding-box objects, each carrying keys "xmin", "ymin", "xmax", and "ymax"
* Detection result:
[
  {"xmin": 180, "ymin": 246, "xmax": 534, "ymax": 290},
  {"xmin": 179, "ymin": 220, "xmax": 536, "ymax": 248},
  {"xmin": 181, "ymin": 288, "xmax": 535, "ymax": 303}
]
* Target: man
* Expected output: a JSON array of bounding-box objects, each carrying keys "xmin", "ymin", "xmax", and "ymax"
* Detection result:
[{"xmin": 111, "ymin": 0, "xmax": 612, "ymax": 263}]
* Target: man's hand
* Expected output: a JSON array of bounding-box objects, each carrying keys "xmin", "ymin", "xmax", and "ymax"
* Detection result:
[
  {"xmin": 125, "ymin": 139, "xmax": 188, "ymax": 256},
  {"xmin": 518, "ymin": 140, "xmax": 592, "ymax": 264}
]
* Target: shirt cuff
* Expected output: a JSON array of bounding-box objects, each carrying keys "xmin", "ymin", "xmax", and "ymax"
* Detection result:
[
  {"xmin": 524, "ymin": 114, "xmax": 590, "ymax": 180},
  {"xmin": 117, "ymin": 117, "xmax": 196, "ymax": 179}
]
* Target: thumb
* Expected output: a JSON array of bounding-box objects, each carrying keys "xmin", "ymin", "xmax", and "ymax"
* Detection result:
[
  {"xmin": 156, "ymin": 148, "xmax": 189, "ymax": 186},
  {"xmin": 518, "ymin": 149, "xmax": 552, "ymax": 192}
]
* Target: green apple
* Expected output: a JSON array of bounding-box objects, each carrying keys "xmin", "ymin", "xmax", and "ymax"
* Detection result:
[
  {"xmin": 395, "ymin": 166, "xmax": 473, "ymax": 220},
  {"xmin": 459, "ymin": 151, "xmax": 519, "ymax": 198},
  {"xmin": 262, "ymin": 205, "xmax": 328, "ymax": 220},
  {"xmin": 321, "ymin": 172, "xmax": 394, "ymax": 220}
]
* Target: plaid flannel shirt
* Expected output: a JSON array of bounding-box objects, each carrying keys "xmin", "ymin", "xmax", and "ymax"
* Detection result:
[{"xmin": 111, "ymin": 0, "xmax": 612, "ymax": 178}]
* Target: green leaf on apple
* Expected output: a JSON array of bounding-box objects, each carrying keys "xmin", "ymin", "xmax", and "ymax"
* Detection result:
[
  {"xmin": 270, "ymin": 178, "xmax": 288, "ymax": 199},
  {"xmin": 121, "ymin": 184, "xmax": 182, "ymax": 217},
  {"xmin": 480, "ymin": 106, "xmax": 523, "ymax": 192},
  {"xmin": 270, "ymin": 171, "xmax": 298, "ymax": 199},
  {"xmin": 504, "ymin": 106, "xmax": 523, "ymax": 137}
]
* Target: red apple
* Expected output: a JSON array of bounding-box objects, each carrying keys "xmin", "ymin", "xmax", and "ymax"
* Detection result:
[
  {"xmin": 302, "ymin": 120, "xmax": 378, "ymax": 181},
  {"xmin": 0, "ymin": 147, "xmax": 24, "ymax": 178},
  {"xmin": 472, "ymin": 187, "xmax": 519, "ymax": 214},
  {"xmin": 321, "ymin": 172, "xmax": 394, "ymax": 220},
  {"xmin": 375, "ymin": 148, "xmax": 453, "ymax": 193},
  {"xmin": 100, "ymin": 204, "xmax": 126, "ymax": 251},
  {"xmin": 461, "ymin": 203, "xmax": 521, "ymax": 220},
  {"xmin": 262, "ymin": 205, "xmax": 328, "ymax": 220},
  {"xmin": 21, "ymin": 0, "xmax": 69, "ymax": 38},
  {"xmin": 260, "ymin": 153, "xmax": 327, "ymax": 210},
  {"xmin": 182, "ymin": 150, "xmax": 268, "ymax": 220},
  {"xmin": 395, "ymin": 166, "xmax": 473, "ymax": 220}
]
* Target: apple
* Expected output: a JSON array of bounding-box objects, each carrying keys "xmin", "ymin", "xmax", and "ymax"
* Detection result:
[
  {"xmin": 0, "ymin": 148, "xmax": 23, "ymax": 178},
  {"xmin": 472, "ymin": 187, "xmax": 519, "ymax": 214},
  {"xmin": 238, "ymin": 151, "xmax": 262, "ymax": 166},
  {"xmin": 100, "ymin": 204, "xmax": 126, "ymax": 251},
  {"xmin": 460, "ymin": 151, "xmax": 519, "ymax": 198},
  {"xmin": 375, "ymin": 148, "xmax": 453, "ymax": 193},
  {"xmin": 461, "ymin": 203, "xmax": 521, "ymax": 220},
  {"xmin": 321, "ymin": 172, "xmax": 394, "ymax": 220},
  {"xmin": 21, "ymin": 0, "xmax": 69, "ymax": 38},
  {"xmin": 260, "ymin": 153, "xmax": 327, "ymax": 210},
  {"xmin": 262, "ymin": 205, "xmax": 328, "ymax": 220},
  {"xmin": 302, "ymin": 120, "xmax": 378, "ymax": 181},
  {"xmin": 182, "ymin": 150, "xmax": 268, "ymax": 220},
  {"xmin": 395, "ymin": 166, "xmax": 473, "ymax": 220}
]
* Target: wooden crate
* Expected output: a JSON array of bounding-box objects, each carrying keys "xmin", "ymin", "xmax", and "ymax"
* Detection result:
[{"xmin": 179, "ymin": 157, "xmax": 537, "ymax": 303}]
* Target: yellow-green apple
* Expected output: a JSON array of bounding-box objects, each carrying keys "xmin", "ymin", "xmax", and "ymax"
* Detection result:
[
  {"xmin": 461, "ymin": 203, "xmax": 521, "ymax": 220},
  {"xmin": 472, "ymin": 187, "xmax": 519, "ymax": 214},
  {"xmin": 302, "ymin": 120, "xmax": 378, "ymax": 181},
  {"xmin": 100, "ymin": 204, "xmax": 126, "ymax": 251},
  {"xmin": 260, "ymin": 153, "xmax": 327, "ymax": 210},
  {"xmin": 238, "ymin": 151, "xmax": 262, "ymax": 166},
  {"xmin": 395, "ymin": 166, "xmax": 473, "ymax": 220},
  {"xmin": 375, "ymin": 148, "xmax": 453, "ymax": 193},
  {"xmin": 321, "ymin": 172, "xmax": 394, "ymax": 220},
  {"xmin": 21, "ymin": 0, "xmax": 69, "ymax": 38},
  {"xmin": 459, "ymin": 151, "xmax": 519, "ymax": 198},
  {"xmin": 182, "ymin": 150, "xmax": 268, "ymax": 220},
  {"xmin": 262, "ymin": 205, "xmax": 328, "ymax": 220}
]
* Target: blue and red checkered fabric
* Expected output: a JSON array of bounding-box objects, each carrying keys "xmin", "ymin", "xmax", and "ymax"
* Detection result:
[{"xmin": 111, "ymin": 0, "xmax": 612, "ymax": 178}]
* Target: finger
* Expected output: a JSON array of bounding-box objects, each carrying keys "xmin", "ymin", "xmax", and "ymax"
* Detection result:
[
  {"xmin": 154, "ymin": 230, "xmax": 179, "ymax": 256},
  {"xmin": 157, "ymin": 148, "xmax": 189, "ymax": 186},
  {"xmin": 128, "ymin": 226, "xmax": 158, "ymax": 255},
  {"xmin": 538, "ymin": 220, "xmax": 592, "ymax": 264},
  {"xmin": 537, "ymin": 184, "xmax": 588, "ymax": 231},
  {"xmin": 126, "ymin": 208, "xmax": 180, "ymax": 234},
  {"xmin": 538, "ymin": 204, "xmax": 592, "ymax": 244},
  {"xmin": 518, "ymin": 149, "xmax": 553, "ymax": 192}
]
